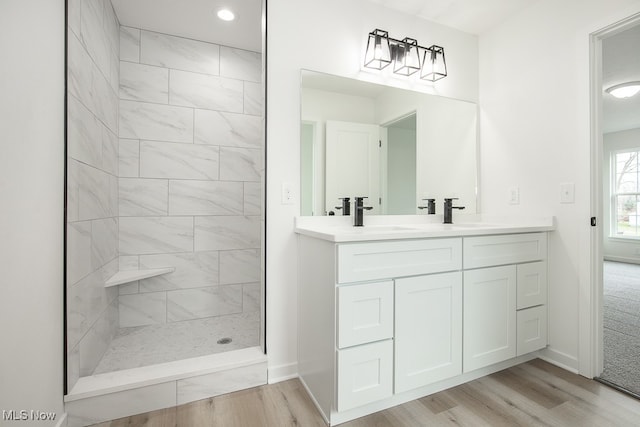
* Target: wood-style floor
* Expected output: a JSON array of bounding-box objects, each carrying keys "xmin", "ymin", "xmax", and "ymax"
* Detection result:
[{"xmin": 92, "ymin": 359, "xmax": 640, "ymax": 426}]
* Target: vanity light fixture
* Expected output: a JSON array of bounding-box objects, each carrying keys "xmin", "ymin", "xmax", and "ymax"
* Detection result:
[
  {"xmin": 605, "ymin": 81, "xmax": 640, "ymax": 98},
  {"xmin": 364, "ymin": 29, "xmax": 447, "ymax": 81}
]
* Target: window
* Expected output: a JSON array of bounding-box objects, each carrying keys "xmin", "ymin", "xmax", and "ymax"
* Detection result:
[{"xmin": 612, "ymin": 150, "xmax": 640, "ymax": 238}]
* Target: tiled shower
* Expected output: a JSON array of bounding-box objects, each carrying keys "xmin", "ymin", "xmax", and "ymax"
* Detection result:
[{"xmin": 66, "ymin": 0, "xmax": 263, "ymax": 393}]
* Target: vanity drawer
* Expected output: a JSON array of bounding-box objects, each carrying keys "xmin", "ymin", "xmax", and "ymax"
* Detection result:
[
  {"xmin": 463, "ymin": 233, "xmax": 547, "ymax": 270},
  {"xmin": 337, "ymin": 281, "xmax": 394, "ymax": 349},
  {"xmin": 337, "ymin": 238, "xmax": 462, "ymax": 284},
  {"xmin": 517, "ymin": 261, "xmax": 547, "ymax": 309},
  {"xmin": 516, "ymin": 305, "xmax": 548, "ymax": 356},
  {"xmin": 337, "ymin": 340, "xmax": 393, "ymax": 412}
]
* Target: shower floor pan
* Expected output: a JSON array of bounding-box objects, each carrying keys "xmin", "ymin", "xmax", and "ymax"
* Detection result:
[{"xmin": 64, "ymin": 312, "xmax": 265, "ymax": 427}]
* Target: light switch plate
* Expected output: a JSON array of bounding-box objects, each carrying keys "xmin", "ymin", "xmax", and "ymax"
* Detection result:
[{"xmin": 560, "ymin": 182, "xmax": 575, "ymax": 204}]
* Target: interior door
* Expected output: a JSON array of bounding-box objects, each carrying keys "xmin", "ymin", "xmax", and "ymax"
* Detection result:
[{"xmin": 326, "ymin": 121, "xmax": 380, "ymax": 214}]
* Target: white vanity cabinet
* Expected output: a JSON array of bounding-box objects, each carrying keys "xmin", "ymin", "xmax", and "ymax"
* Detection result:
[
  {"xmin": 296, "ymin": 225, "xmax": 551, "ymax": 426},
  {"xmin": 462, "ymin": 233, "xmax": 548, "ymax": 372}
]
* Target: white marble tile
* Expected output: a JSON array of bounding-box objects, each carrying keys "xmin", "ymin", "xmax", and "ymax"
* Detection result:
[
  {"xmin": 243, "ymin": 182, "xmax": 262, "ymax": 216},
  {"xmin": 68, "ymin": 93, "xmax": 102, "ymax": 168},
  {"xmin": 91, "ymin": 217, "xmax": 118, "ymax": 269},
  {"xmin": 243, "ymin": 81, "xmax": 263, "ymax": 116},
  {"xmin": 140, "ymin": 141, "xmax": 219, "ymax": 180},
  {"xmin": 68, "ymin": 221, "xmax": 93, "ymax": 285},
  {"xmin": 139, "ymin": 251, "xmax": 219, "ymax": 292},
  {"xmin": 194, "ymin": 216, "xmax": 261, "ymax": 251},
  {"xmin": 67, "ymin": 344, "xmax": 80, "ymax": 392},
  {"xmin": 219, "ymin": 249, "xmax": 260, "ymax": 285},
  {"xmin": 68, "ymin": 0, "xmax": 81, "ymax": 38},
  {"xmin": 120, "ymin": 61, "xmax": 169, "ymax": 104},
  {"xmin": 168, "ymin": 180, "xmax": 243, "ymax": 216},
  {"xmin": 80, "ymin": 0, "xmax": 110, "ymax": 77},
  {"xmin": 119, "ymin": 255, "xmax": 139, "ymax": 270},
  {"xmin": 169, "ymin": 70, "xmax": 243, "ymax": 113},
  {"xmin": 120, "ymin": 26, "xmax": 140, "ymax": 63},
  {"xmin": 65, "ymin": 381, "xmax": 176, "ymax": 427},
  {"xmin": 177, "ymin": 362, "xmax": 267, "ymax": 405},
  {"xmin": 219, "ymin": 147, "xmax": 262, "ymax": 182},
  {"xmin": 109, "ymin": 174, "xmax": 118, "ymax": 218},
  {"xmin": 120, "ymin": 100, "xmax": 194, "ymax": 143},
  {"xmin": 102, "ymin": 125, "xmax": 118, "ymax": 175},
  {"xmin": 119, "ymin": 178, "xmax": 168, "ymax": 216},
  {"xmin": 68, "ymin": 32, "xmax": 94, "ymax": 114},
  {"xmin": 119, "ymin": 138, "xmax": 139, "ymax": 177},
  {"xmin": 68, "ymin": 160, "xmax": 80, "ymax": 222},
  {"xmin": 119, "ymin": 216, "xmax": 194, "ymax": 255},
  {"xmin": 167, "ymin": 285, "xmax": 242, "ymax": 322},
  {"xmin": 220, "ymin": 47, "xmax": 261, "ymax": 83},
  {"xmin": 103, "ymin": 0, "xmax": 119, "ymax": 57},
  {"xmin": 194, "ymin": 110, "xmax": 262, "ymax": 149},
  {"xmin": 109, "ymin": 50, "xmax": 120, "ymax": 94},
  {"xmin": 77, "ymin": 162, "xmax": 113, "ymax": 220},
  {"xmin": 140, "ymin": 30, "xmax": 219, "ymax": 75},
  {"xmin": 92, "ymin": 312, "xmax": 260, "ymax": 373},
  {"xmin": 243, "ymin": 283, "xmax": 261, "ymax": 313},
  {"xmin": 118, "ymin": 282, "xmax": 140, "ymax": 295},
  {"xmin": 67, "ymin": 260, "xmax": 118, "ymax": 351},
  {"xmin": 119, "ymin": 292, "xmax": 167, "ymax": 327},
  {"xmin": 93, "ymin": 63, "xmax": 119, "ymax": 134},
  {"xmin": 79, "ymin": 299, "xmax": 118, "ymax": 376}
]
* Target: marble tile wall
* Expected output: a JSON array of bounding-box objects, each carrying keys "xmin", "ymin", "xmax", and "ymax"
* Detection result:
[
  {"xmin": 67, "ymin": 0, "xmax": 120, "ymax": 391},
  {"xmin": 117, "ymin": 26, "xmax": 263, "ymax": 332}
]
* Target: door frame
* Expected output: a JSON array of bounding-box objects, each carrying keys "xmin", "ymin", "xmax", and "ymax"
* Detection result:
[{"xmin": 587, "ymin": 11, "xmax": 640, "ymax": 379}]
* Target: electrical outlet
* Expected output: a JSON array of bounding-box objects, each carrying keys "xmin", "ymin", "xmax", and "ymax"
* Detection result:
[
  {"xmin": 281, "ymin": 182, "xmax": 295, "ymax": 205},
  {"xmin": 509, "ymin": 186, "xmax": 520, "ymax": 205}
]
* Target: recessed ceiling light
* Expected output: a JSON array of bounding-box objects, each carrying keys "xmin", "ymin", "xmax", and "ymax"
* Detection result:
[
  {"xmin": 605, "ymin": 81, "xmax": 640, "ymax": 99},
  {"xmin": 217, "ymin": 8, "xmax": 235, "ymax": 21}
]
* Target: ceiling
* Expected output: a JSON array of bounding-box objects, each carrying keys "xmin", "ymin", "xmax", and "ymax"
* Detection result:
[
  {"xmin": 362, "ymin": 0, "xmax": 538, "ymax": 35},
  {"xmin": 110, "ymin": 0, "xmax": 263, "ymax": 52},
  {"xmin": 602, "ymin": 24, "xmax": 640, "ymax": 134}
]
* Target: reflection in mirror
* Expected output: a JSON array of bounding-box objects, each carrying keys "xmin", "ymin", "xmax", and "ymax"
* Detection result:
[{"xmin": 300, "ymin": 70, "xmax": 478, "ymax": 216}]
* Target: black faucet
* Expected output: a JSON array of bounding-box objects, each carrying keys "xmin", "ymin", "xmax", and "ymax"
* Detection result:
[
  {"xmin": 353, "ymin": 197, "xmax": 373, "ymax": 227},
  {"xmin": 443, "ymin": 198, "xmax": 465, "ymax": 224},
  {"xmin": 418, "ymin": 198, "xmax": 436, "ymax": 214},
  {"xmin": 335, "ymin": 197, "xmax": 351, "ymax": 216}
]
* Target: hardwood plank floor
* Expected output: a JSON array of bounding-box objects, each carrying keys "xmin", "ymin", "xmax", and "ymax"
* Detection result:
[{"xmin": 91, "ymin": 359, "xmax": 640, "ymax": 426}]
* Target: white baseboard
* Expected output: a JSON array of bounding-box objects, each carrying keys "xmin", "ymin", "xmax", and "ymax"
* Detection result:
[
  {"xmin": 538, "ymin": 347, "xmax": 579, "ymax": 374},
  {"xmin": 267, "ymin": 362, "xmax": 298, "ymax": 384},
  {"xmin": 604, "ymin": 255, "xmax": 640, "ymax": 265}
]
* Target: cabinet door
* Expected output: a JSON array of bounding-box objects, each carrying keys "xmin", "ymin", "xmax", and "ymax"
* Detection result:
[
  {"xmin": 463, "ymin": 265, "xmax": 516, "ymax": 372},
  {"xmin": 337, "ymin": 281, "xmax": 394, "ymax": 349},
  {"xmin": 337, "ymin": 340, "xmax": 393, "ymax": 412},
  {"xmin": 395, "ymin": 272, "xmax": 462, "ymax": 393}
]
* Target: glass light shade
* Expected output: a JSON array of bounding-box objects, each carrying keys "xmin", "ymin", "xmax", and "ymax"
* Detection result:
[
  {"xmin": 420, "ymin": 45, "xmax": 447, "ymax": 82},
  {"xmin": 393, "ymin": 38, "xmax": 421, "ymax": 76},
  {"xmin": 606, "ymin": 82, "xmax": 640, "ymax": 98},
  {"xmin": 364, "ymin": 29, "xmax": 391, "ymax": 70}
]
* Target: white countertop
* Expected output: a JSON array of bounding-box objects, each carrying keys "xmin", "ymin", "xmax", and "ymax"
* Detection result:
[{"xmin": 294, "ymin": 214, "xmax": 555, "ymax": 242}]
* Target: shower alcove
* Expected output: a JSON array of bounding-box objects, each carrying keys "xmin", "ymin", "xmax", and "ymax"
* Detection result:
[{"xmin": 64, "ymin": 0, "xmax": 266, "ymax": 425}]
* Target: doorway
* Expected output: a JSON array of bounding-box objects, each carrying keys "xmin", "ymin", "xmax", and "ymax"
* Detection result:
[{"xmin": 592, "ymin": 14, "xmax": 640, "ymax": 398}]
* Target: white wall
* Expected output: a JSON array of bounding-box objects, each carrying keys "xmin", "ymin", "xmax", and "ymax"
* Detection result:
[
  {"xmin": 479, "ymin": 0, "xmax": 640, "ymax": 373},
  {"xmin": 266, "ymin": 0, "xmax": 479, "ymax": 380},
  {"xmin": 603, "ymin": 128, "xmax": 640, "ymax": 262},
  {"xmin": 0, "ymin": 0, "xmax": 65, "ymax": 425}
]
